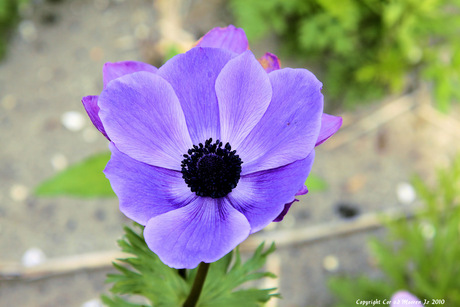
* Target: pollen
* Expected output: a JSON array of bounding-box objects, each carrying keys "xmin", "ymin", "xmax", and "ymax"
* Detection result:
[{"xmin": 181, "ymin": 138, "xmax": 243, "ymax": 198}]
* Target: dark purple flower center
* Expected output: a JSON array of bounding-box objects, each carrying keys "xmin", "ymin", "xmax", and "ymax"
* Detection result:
[{"xmin": 181, "ymin": 138, "xmax": 243, "ymax": 198}]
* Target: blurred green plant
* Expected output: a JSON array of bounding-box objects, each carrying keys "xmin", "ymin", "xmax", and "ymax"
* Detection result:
[
  {"xmin": 35, "ymin": 152, "xmax": 114, "ymax": 197},
  {"xmin": 328, "ymin": 154, "xmax": 460, "ymax": 306},
  {"xmin": 0, "ymin": 0, "xmax": 28, "ymax": 59},
  {"xmin": 102, "ymin": 224, "xmax": 278, "ymax": 307},
  {"xmin": 230, "ymin": 0, "xmax": 460, "ymax": 111}
]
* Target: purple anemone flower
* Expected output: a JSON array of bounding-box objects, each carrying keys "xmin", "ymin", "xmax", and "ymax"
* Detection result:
[{"xmin": 82, "ymin": 25, "xmax": 342, "ymax": 269}]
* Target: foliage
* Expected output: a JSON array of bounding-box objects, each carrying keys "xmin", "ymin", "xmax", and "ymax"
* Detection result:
[
  {"xmin": 0, "ymin": 0, "xmax": 28, "ymax": 59},
  {"xmin": 164, "ymin": 43, "xmax": 182, "ymax": 62},
  {"xmin": 230, "ymin": 0, "xmax": 460, "ymax": 111},
  {"xmin": 102, "ymin": 224, "xmax": 279, "ymax": 307},
  {"xmin": 35, "ymin": 152, "xmax": 115, "ymax": 197},
  {"xmin": 305, "ymin": 174, "xmax": 328, "ymax": 192},
  {"xmin": 329, "ymin": 155, "xmax": 460, "ymax": 306}
]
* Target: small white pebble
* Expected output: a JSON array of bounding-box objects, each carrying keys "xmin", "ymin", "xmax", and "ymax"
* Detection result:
[
  {"xmin": 81, "ymin": 298, "xmax": 103, "ymax": 307},
  {"xmin": 2, "ymin": 94, "xmax": 17, "ymax": 110},
  {"xmin": 18, "ymin": 20, "xmax": 37, "ymax": 42},
  {"xmin": 22, "ymin": 247, "xmax": 46, "ymax": 267},
  {"xmin": 82, "ymin": 127, "xmax": 98, "ymax": 143},
  {"xmin": 61, "ymin": 111, "xmax": 86, "ymax": 132},
  {"xmin": 10, "ymin": 184, "xmax": 29, "ymax": 202},
  {"xmin": 51, "ymin": 153, "xmax": 68, "ymax": 171},
  {"xmin": 396, "ymin": 182, "xmax": 416, "ymax": 205},
  {"xmin": 323, "ymin": 255, "xmax": 339, "ymax": 272}
]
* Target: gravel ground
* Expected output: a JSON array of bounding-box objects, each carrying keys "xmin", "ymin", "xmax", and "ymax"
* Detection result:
[{"xmin": 1, "ymin": 0, "xmax": 459, "ymax": 306}]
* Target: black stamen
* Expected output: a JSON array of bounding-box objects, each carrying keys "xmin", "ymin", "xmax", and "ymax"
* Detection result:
[{"xmin": 181, "ymin": 138, "xmax": 243, "ymax": 198}]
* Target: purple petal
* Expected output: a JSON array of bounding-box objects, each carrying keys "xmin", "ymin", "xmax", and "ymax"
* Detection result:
[
  {"xmin": 296, "ymin": 185, "xmax": 309, "ymax": 196},
  {"xmin": 258, "ymin": 52, "xmax": 281, "ymax": 73},
  {"xmin": 273, "ymin": 185, "xmax": 309, "ymax": 222},
  {"xmin": 227, "ymin": 151, "xmax": 315, "ymax": 233},
  {"xmin": 390, "ymin": 291, "xmax": 423, "ymax": 307},
  {"xmin": 104, "ymin": 143, "xmax": 194, "ymax": 225},
  {"xmin": 195, "ymin": 25, "xmax": 248, "ymax": 54},
  {"xmin": 81, "ymin": 95, "xmax": 109, "ymax": 140},
  {"xmin": 103, "ymin": 61, "xmax": 157, "ymax": 88},
  {"xmin": 216, "ymin": 50, "xmax": 272, "ymax": 149},
  {"xmin": 237, "ymin": 68, "xmax": 323, "ymax": 175},
  {"xmin": 144, "ymin": 197, "xmax": 250, "ymax": 269},
  {"xmin": 158, "ymin": 47, "xmax": 235, "ymax": 144},
  {"xmin": 316, "ymin": 113, "xmax": 342, "ymax": 146},
  {"xmin": 98, "ymin": 71, "xmax": 192, "ymax": 170},
  {"xmin": 273, "ymin": 201, "xmax": 296, "ymax": 223}
]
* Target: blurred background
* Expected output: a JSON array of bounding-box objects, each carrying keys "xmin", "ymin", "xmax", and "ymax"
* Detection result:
[{"xmin": 1, "ymin": 0, "xmax": 460, "ymax": 306}]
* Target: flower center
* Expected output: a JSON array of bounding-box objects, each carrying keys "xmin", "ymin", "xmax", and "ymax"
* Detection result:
[{"xmin": 181, "ymin": 138, "xmax": 243, "ymax": 198}]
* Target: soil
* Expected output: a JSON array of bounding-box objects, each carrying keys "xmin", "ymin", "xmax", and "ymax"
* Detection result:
[{"xmin": 1, "ymin": 0, "xmax": 459, "ymax": 306}]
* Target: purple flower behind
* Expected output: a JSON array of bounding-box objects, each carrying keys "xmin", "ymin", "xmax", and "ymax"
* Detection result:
[
  {"xmin": 194, "ymin": 24, "xmax": 248, "ymax": 54},
  {"xmin": 258, "ymin": 53, "xmax": 281, "ymax": 73},
  {"xmin": 82, "ymin": 25, "xmax": 342, "ymax": 269},
  {"xmin": 390, "ymin": 291, "xmax": 424, "ymax": 306}
]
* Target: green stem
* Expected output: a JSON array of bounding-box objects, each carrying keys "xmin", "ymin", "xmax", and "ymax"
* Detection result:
[{"xmin": 182, "ymin": 262, "xmax": 210, "ymax": 307}]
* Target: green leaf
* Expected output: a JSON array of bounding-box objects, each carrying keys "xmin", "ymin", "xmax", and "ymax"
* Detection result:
[
  {"xmin": 197, "ymin": 242, "xmax": 278, "ymax": 306},
  {"xmin": 164, "ymin": 44, "xmax": 182, "ymax": 62},
  {"xmin": 104, "ymin": 224, "xmax": 278, "ymax": 306},
  {"xmin": 305, "ymin": 174, "xmax": 328, "ymax": 192},
  {"xmin": 35, "ymin": 152, "xmax": 115, "ymax": 198},
  {"xmin": 105, "ymin": 224, "xmax": 189, "ymax": 306}
]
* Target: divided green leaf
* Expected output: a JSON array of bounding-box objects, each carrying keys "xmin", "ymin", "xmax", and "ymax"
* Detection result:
[{"xmin": 103, "ymin": 224, "xmax": 278, "ymax": 306}]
